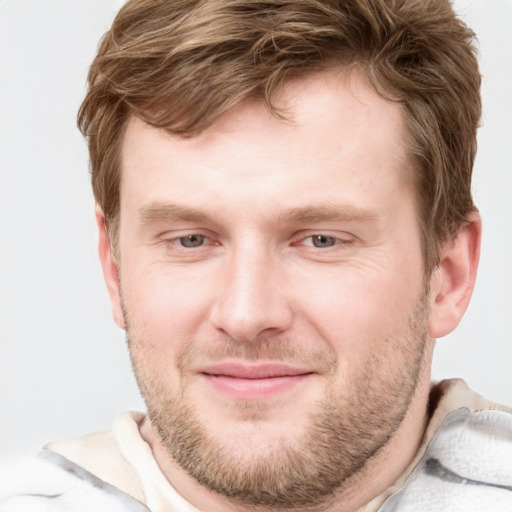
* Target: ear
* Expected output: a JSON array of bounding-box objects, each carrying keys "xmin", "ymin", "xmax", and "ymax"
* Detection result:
[
  {"xmin": 95, "ymin": 205, "xmax": 125, "ymax": 329},
  {"xmin": 428, "ymin": 211, "xmax": 481, "ymax": 338}
]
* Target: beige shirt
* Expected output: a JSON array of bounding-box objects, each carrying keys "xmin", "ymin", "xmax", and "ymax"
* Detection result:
[{"xmin": 44, "ymin": 379, "xmax": 511, "ymax": 512}]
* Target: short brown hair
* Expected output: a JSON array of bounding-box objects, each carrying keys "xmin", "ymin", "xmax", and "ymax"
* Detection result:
[{"xmin": 78, "ymin": 0, "xmax": 481, "ymax": 273}]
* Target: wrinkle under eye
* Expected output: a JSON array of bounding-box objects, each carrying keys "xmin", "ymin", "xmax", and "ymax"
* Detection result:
[{"xmin": 179, "ymin": 234, "xmax": 206, "ymax": 248}]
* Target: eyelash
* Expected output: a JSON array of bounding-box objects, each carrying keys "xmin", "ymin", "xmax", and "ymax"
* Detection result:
[
  {"xmin": 164, "ymin": 233, "xmax": 213, "ymax": 249},
  {"xmin": 299, "ymin": 234, "xmax": 342, "ymax": 248},
  {"xmin": 163, "ymin": 232, "xmax": 352, "ymax": 251}
]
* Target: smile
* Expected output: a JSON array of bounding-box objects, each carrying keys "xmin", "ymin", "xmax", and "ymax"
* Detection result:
[{"xmin": 198, "ymin": 363, "xmax": 314, "ymax": 400}]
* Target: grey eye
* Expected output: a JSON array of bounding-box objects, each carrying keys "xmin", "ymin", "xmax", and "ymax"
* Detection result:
[
  {"xmin": 179, "ymin": 234, "xmax": 206, "ymax": 248},
  {"xmin": 311, "ymin": 235, "xmax": 337, "ymax": 248}
]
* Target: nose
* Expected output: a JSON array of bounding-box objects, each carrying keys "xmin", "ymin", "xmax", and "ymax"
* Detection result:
[{"xmin": 209, "ymin": 241, "xmax": 294, "ymax": 342}]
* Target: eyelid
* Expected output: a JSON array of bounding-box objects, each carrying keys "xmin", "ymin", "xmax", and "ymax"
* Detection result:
[
  {"xmin": 294, "ymin": 231, "xmax": 355, "ymax": 247},
  {"xmin": 302, "ymin": 235, "xmax": 339, "ymax": 248},
  {"xmin": 157, "ymin": 230, "xmax": 355, "ymax": 250},
  {"xmin": 160, "ymin": 229, "xmax": 217, "ymax": 248},
  {"xmin": 160, "ymin": 228, "xmax": 210, "ymax": 240}
]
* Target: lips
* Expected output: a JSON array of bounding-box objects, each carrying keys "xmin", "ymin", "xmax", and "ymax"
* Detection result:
[
  {"xmin": 200, "ymin": 362, "xmax": 311, "ymax": 379},
  {"xmin": 198, "ymin": 362, "xmax": 314, "ymax": 399}
]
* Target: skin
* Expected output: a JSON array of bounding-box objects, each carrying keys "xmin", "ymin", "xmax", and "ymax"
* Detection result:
[{"xmin": 97, "ymin": 70, "xmax": 481, "ymax": 511}]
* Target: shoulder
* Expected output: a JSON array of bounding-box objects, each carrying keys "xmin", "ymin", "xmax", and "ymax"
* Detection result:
[
  {"xmin": 379, "ymin": 380, "xmax": 512, "ymax": 511},
  {"xmin": 429, "ymin": 378, "xmax": 512, "ymax": 418},
  {"xmin": 0, "ymin": 451, "xmax": 149, "ymax": 511},
  {"xmin": 0, "ymin": 412, "xmax": 149, "ymax": 512}
]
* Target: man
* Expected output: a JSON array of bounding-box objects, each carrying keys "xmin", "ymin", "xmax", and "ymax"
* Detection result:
[{"xmin": 1, "ymin": 0, "xmax": 511, "ymax": 511}]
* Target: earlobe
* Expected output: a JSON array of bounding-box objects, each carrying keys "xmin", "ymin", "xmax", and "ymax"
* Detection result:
[
  {"xmin": 428, "ymin": 212, "xmax": 481, "ymax": 339},
  {"xmin": 95, "ymin": 205, "xmax": 125, "ymax": 329}
]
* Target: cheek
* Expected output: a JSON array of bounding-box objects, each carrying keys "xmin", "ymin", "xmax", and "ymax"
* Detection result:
[
  {"xmin": 121, "ymin": 263, "xmax": 216, "ymax": 348},
  {"xmin": 296, "ymin": 262, "xmax": 425, "ymax": 358}
]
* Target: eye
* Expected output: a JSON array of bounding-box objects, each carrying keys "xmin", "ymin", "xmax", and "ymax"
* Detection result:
[
  {"xmin": 179, "ymin": 234, "xmax": 206, "ymax": 248},
  {"xmin": 307, "ymin": 235, "xmax": 339, "ymax": 248}
]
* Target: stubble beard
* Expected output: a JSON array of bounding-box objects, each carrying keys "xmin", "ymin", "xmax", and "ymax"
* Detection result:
[{"xmin": 126, "ymin": 292, "xmax": 429, "ymax": 509}]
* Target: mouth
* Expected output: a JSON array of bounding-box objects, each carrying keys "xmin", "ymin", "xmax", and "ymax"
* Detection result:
[{"xmin": 198, "ymin": 362, "xmax": 314, "ymax": 400}]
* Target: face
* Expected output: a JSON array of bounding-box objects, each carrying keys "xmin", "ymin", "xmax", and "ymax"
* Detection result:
[{"xmin": 112, "ymin": 71, "xmax": 433, "ymax": 507}]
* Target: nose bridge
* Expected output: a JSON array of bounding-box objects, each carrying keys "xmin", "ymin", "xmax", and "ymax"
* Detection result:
[{"xmin": 210, "ymin": 236, "xmax": 292, "ymax": 341}]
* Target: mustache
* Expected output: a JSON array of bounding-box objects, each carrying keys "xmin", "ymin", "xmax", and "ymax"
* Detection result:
[{"xmin": 176, "ymin": 335, "xmax": 338, "ymax": 374}]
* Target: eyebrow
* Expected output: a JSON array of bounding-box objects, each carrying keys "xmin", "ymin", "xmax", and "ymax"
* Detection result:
[
  {"xmin": 277, "ymin": 204, "xmax": 378, "ymax": 224},
  {"xmin": 138, "ymin": 201, "xmax": 378, "ymax": 226},
  {"xmin": 139, "ymin": 203, "xmax": 212, "ymax": 225}
]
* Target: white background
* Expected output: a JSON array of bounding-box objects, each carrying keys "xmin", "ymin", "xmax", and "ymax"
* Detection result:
[{"xmin": 1, "ymin": 0, "xmax": 511, "ymax": 459}]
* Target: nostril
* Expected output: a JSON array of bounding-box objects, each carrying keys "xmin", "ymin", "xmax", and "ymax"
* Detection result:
[{"xmin": 209, "ymin": 296, "xmax": 293, "ymax": 342}]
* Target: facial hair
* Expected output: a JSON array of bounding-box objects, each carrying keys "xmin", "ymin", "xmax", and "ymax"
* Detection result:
[{"xmin": 126, "ymin": 291, "xmax": 429, "ymax": 509}]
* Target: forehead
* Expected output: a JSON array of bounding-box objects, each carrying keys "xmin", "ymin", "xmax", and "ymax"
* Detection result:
[{"xmin": 119, "ymin": 70, "xmax": 411, "ymax": 219}]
